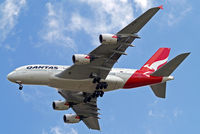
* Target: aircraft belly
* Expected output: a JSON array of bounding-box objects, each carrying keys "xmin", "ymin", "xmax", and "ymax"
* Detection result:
[
  {"xmin": 48, "ymin": 77, "xmax": 93, "ymax": 92},
  {"xmin": 48, "ymin": 75, "xmax": 125, "ymax": 92}
]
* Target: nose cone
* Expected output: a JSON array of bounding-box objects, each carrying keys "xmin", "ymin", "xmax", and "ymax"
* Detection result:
[{"xmin": 7, "ymin": 72, "xmax": 16, "ymax": 82}]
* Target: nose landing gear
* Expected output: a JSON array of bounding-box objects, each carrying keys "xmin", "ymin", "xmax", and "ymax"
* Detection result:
[
  {"xmin": 16, "ymin": 81, "xmax": 23, "ymax": 90},
  {"xmin": 19, "ymin": 85, "xmax": 23, "ymax": 90}
]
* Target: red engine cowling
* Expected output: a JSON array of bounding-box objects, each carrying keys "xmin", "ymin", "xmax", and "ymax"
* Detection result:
[
  {"xmin": 72, "ymin": 54, "xmax": 91, "ymax": 65},
  {"xmin": 63, "ymin": 114, "xmax": 81, "ymax": 123},
  {"xmin": 52, "ymin": 100, "xmax": 70, "ymax": 110},
  {"xmin": 99, "ymin": 34, "xmax": 118, "ymax": 44}
]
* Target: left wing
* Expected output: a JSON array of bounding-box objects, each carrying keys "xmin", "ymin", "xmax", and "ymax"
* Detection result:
[
  {"xmin": 57, "ymin": 6, "xmax": 162, "ymax": 80},
  {"xmin": 58, "ymin": 89, "xmax": 100, "ymax": 130}
]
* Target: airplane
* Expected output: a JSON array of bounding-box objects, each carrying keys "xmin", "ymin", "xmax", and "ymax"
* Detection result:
[{"xmin": 7, "ymin": 6, "xmax": 190, "ymax": 130}]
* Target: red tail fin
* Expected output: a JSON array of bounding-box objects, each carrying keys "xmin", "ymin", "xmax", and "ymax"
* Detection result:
[{"xmin": 140, "ymin": 48, "xmax": 170, "ymax": 72}]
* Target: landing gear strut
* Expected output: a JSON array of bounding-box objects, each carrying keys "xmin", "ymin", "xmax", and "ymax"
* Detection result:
[{"xmin": 92, "ymin": 77, "xmax": 101, "ymax": 84}]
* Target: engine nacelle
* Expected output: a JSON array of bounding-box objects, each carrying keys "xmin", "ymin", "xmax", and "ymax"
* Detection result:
[
  {"xmin": 63, "ymin": 114, "xmax": 81, "ymax": 123},
  {"xmin": 72, "ymin": 54, "xmax": 91, "ymax": 65},
  {"xmin": 52, "ymin": 100, "xmax": 70, "ymax": 110},
  {"xmin": 99, "ymin": 34, "xmax": 118, "ymax": 44}
]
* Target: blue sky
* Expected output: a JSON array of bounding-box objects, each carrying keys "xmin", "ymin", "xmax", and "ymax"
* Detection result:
[{"xmin": 0, "ymin": 0, "xmax": 199, "ymax": 134}]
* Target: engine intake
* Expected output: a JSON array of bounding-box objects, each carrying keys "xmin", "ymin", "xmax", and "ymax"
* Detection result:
[
  {"xmin": 52, "ymin": 100, "xmax": 70, "ymax": 110},
  {"xmin": 99, "ymin": 34, "xmax": 118, "ymax": 44},
  {"xmin": 72, "ymin": 54, "xmax": 91, "ymax": 65},
  {"xmin": 63, "ymin": 114, "xmax": 81, "ymax": 123}
]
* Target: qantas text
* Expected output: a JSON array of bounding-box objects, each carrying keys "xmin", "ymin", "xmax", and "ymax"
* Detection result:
[{"xmin": 26, "ymin": 66, "xmax": 58, "ymax": 69}]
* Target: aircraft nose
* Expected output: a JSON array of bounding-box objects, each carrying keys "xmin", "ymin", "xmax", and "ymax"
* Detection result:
[{"xmin": 7, "ymin": 72, "xmax": 16, "ymax": 82}]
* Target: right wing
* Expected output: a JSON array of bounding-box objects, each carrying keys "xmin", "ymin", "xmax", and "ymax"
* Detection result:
[
  {"xmin": 58, "ymin": 89, "xmax": 100, "ymax": 130},
  {"xmin": 57, "ymin": 6, "xmax": 163, "ymax": 80}
]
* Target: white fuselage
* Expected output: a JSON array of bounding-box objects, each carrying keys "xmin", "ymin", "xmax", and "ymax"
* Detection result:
[{"xmin": 7, "ymin": 65, "xmax": 136, "ymax": 93}]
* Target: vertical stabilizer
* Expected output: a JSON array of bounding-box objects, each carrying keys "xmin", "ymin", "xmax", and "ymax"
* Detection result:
[
  {"xmin": 150, "ymin": 82, "xmax": 166, "ymax": 98},
  {"xmin": 140, "ymin": 48, "xmax": 170, "ymax": 72}
]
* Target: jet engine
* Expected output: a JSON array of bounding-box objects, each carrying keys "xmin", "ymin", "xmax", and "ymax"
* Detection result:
[
  {"xmin": 99, "ymin": 34, "xmax": 118, "ymax": 44},
  {"xmin": 52, "ymin": 100, "xmax": 70, "ymax": 110},
  {"xmin": 63, "ymin": 114, "xmax": 81, "ymax": 123},
  {"xmin": 72, "ymin": 54, "xmax": 91, "ymax": 65}
]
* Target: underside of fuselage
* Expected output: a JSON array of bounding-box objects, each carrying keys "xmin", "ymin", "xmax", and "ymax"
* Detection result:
[{"xmin": 48, "ymin": 74, "xmax": 125, "ymax": 93}]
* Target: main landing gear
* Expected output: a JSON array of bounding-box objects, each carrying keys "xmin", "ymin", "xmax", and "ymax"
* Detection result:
[
  {"xmin": 16, "ymin": 81, "xmax": 23, "ymax": 90},
  {"xmin": 83, "ymin": 77, "xmax": 108, "ymax": 103}
]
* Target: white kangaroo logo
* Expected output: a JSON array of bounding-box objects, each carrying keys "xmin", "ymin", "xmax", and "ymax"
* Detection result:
[{"xmin": 144, "ymin": 57, "xmax": 168, "ymax": 71}]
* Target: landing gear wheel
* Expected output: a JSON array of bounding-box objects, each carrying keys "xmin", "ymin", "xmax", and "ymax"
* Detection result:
[
  {"xmin": 100, "ymin": 84, "xmax": 103, "ymax": 89},
  {"xmin": 95, "ymin": 91, "xmax": 100, "ymax": 97},
  {"xmin": 96, "ymin": 84, "xmax": 100, "ymax": 90},
  {"xmin": 92, "ymin": 93, "xmax": 96, "ymax": 98},
  {"xmin": 96, "ymin": 77, "xmax": 101, "ymax": 83},
  {"xmin": 92, "ymin": 78, "xmax": 97, "ymax": 84},
  {"xmin": 103, "ymin": 83, "xmax": 108, "ymax": 89},
  {"xmin": 19, "ymin": 85, "xmax": 23, "ymax": 90},
  {"xmin": 83, "ymin": 98, "xmax": 87, "ymax": 103},
  {"xmin": 100, "ymin": 91, "xmax": 104, "ymax": 97},
  {"xmin": 84, "ymin": 96, "xmax": 92, "ymax": 103},
  {"xmin": 87, "ymin": 96, "xmax": 91, "ymax": 102}
]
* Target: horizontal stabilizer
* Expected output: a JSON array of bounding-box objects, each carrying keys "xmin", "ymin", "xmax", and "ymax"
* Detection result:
[
  {"xmin": 150, "ymin": 82, "xmax": 166, "ymax": 98},
  {"xmin": 151, "ymin": 52, "xmax": 190, "ymax": 76}
]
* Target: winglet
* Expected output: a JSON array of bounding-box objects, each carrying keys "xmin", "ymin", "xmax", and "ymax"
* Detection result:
[{"xmin": 158, "ymin": 5, "xmax": 163, "ymax": 10}]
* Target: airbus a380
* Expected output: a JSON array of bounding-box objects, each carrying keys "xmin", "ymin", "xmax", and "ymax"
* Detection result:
[{"xmin": 7, "ymin": 6, "xmax": 190, "ymax": 130}]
